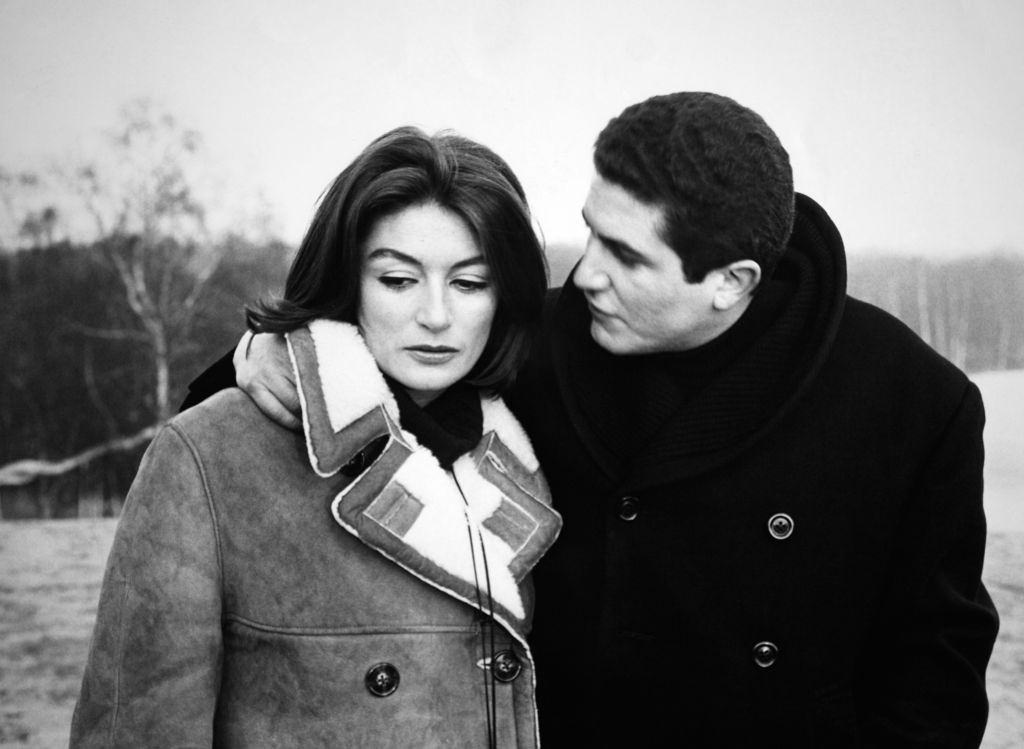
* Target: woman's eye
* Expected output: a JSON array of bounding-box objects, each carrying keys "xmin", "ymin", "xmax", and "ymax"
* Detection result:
[
  {"xmin": 452, "ymin": 278, "xmax": 490, "ymax": 292},
  {"xmin": 379, "ymin": 276, "xmax": 415, "ymax": 289}
]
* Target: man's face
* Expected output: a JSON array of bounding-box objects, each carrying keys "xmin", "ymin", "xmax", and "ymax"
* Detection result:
[{"xmin": 574, "ymin": 175, "xmax": 723, "ymax": 355}]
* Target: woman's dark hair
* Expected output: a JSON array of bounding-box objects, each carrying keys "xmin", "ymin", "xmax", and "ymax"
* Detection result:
[{"xmin": 247, "ymin": 126, "xmax": 548, "ymax": 394}]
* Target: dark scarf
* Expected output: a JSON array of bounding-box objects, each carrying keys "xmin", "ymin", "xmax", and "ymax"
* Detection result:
[
  {"xmin": 624, "ymin": 279, "xmax": 795, "ymax": 455},
  {"xmin": 384, "ymin": 376, "xmax": 483, "ymax": 469},
  {"xmin": 551, "ymin": 195, "xmax": 845, "ymax": 490}
]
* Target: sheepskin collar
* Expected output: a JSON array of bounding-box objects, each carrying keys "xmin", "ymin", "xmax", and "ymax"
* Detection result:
[{"xmin": 286, "ymin": 320, "xmax": 561, "ymax": 641}]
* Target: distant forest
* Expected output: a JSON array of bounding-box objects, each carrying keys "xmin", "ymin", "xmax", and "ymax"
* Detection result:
[
  {"xmin": 3, "ymin": 240, "xmax": 1022, "ymax": 472},
  {"xmin": 1, "ymin": 101, "xmax": 1022, "ymax": 517},
  {"xmin": 846, "ymin": 253, "xmax": 1024, "ymax": 373},
  {"xmin": 548, "ymin": 242, "xmax": 1024, "ymax": 374}
]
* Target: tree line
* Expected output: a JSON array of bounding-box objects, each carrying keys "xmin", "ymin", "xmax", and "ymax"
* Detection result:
[
  {"xmin": 3, "ymin": 240, "xmax": 1020, "ymax": 482},
  {"xmin": 847, "ymin": 253, "xmax": 1024, "ymax": 372},
  {"xmin": 1, "ymin": 101, "xmax": 1022, "ymax": 517}
]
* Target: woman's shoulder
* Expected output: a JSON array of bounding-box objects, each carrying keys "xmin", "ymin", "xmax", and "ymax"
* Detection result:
[{"xmin": 170, "ymin": 388, "xmax": 298, "ymax": 463}]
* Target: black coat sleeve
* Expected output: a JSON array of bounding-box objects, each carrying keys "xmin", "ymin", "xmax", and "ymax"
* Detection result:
[
  {"xmin": 858, "ymin": 381, "xmax": 999, "ymax": 747},
  {"xmin": 179, "ymin": 349, "xmax": 236, "ymax": 412}
]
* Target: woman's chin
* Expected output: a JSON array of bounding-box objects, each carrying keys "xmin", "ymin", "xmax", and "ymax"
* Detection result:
[{"xmin": 390, "ymin": 370, "xmax": 466, "ymax": 406}]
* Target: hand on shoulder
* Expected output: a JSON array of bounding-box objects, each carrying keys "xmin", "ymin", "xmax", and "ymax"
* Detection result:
[{"xmin": 234, "ymin": 331, "xmax": 302, "ymax": 431}]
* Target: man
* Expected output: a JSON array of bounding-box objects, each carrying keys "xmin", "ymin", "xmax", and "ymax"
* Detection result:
[{"xmin": 183, "ymin": 92, "xmax": 998, "ymax": 746}]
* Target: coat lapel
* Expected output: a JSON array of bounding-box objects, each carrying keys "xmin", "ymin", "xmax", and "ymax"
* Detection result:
[{"xmin": 286, "ymin": 320, "xmax": 561, "ymax": 638}]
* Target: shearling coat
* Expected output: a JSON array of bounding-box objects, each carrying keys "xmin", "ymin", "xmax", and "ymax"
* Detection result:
[
  {"xmin": 510, "ymin": 194, "xmax": 999, "ymax": 747},
  {"xmin": 71, "ymin": 321, "xmax": 561, "ymax": 748}
]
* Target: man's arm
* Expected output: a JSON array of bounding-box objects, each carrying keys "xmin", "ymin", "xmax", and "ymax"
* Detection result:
[
  {"xmin": 859, "ymin": 381, "xmax": 999, "ymax": 747},
  {"xmin": 180, "ymin": 349, "xmax": 235, "ymax": 411},
  {"xmin": 181, "ymin": 332, "xmax": 301, "ymax": 430}
]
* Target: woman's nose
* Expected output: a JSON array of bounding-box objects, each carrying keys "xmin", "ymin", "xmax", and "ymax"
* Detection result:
[{"xmin": 415, "ymin": 286, "xmax": 452, "ymax": 330}]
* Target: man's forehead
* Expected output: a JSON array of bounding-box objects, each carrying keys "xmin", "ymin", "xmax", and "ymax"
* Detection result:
[{"xmin": 583, "ymin": 175, "xmax": 667, "ymax": 242}]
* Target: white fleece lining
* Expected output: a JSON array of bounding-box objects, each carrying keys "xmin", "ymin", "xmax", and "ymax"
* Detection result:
[
  {"xmin": 291, "ymin": 319, "xmax": 554, "ymax": 623},
  {"xmin": 307, "ymin": 319, "xmax": 398, "ymax": 431},
  {"xmin": 353, "ymin": 445, "xmax": 524, "ymax": 619},
  {"xmin": 481, "ymin": 397, "xmax": 539, "ymax": 473}
]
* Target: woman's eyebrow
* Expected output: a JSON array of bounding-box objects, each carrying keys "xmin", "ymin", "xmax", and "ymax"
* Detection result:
[
  {"xmin": 451, "ymin": 255, "xmax": 488, "ymax": 270},
  {"xmin": 365, "ymin": 248, "xmax": 488, "ymax": 270},
  {"xmin": 365, "ymin": 248, "xmax": 422, "ymax": 267}
]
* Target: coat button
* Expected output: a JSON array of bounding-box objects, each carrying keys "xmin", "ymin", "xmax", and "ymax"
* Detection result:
[
  {"xmin": 752, "ymin": 641, "xmax": 779, "ymax": 668},
  {"xmin": 491, "ymin": 650, "xmax": 522, "ymax": 683},
  {"xmin": 365, "ymin": 662, "xmax": 400, "ymax": 697},
  {"xmin": 617, "ymin": 496, "xmax": 640, "ymax": 521},
  {"xmin": 767, "ymin": 512, "xmax": 794, "ymax": 540}
]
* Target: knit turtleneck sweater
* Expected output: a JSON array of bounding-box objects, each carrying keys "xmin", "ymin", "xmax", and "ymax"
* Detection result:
[
  {"xmin": 623, "ymin": 279, "xmax": 794, "ymax": 460},
  {"xmin": 549, "ymin": 203, "xmax": 842, "ymax": 492}
]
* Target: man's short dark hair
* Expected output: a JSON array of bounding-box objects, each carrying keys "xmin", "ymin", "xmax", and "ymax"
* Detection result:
[
  {"xmin": 594, "ymin": 92, "xmax": 795, "ymax": 282},
  {"xmin": 247, "ymin": 126, "xmax": 547, "ymax": 395}
]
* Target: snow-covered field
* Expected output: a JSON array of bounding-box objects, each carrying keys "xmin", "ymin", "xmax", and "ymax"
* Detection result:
[
  {"xmin": 974, "ymin": 370, "xmax": 1024, "ymax": 533},
  {"xmin": 1, "ymin": 522, "xmax": 1022, "ymax": 746},
  {"xmin": 0, "ymin": 370, "xmax": 1021, "ymax": 746}
]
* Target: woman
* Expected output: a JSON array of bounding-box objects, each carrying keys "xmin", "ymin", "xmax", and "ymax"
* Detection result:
[{"xmin": 71, "ymin": 127, "xmax": 560, "ymax": 748}]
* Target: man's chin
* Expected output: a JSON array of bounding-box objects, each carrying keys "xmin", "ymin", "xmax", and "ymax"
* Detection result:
[{"xmin": 590, "ymin": 322, "xmax": 631, "ymax": 355}]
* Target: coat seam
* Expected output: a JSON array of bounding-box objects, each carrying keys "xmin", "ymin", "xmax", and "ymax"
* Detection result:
[
  {"xmin": 167, "ymin": 422, "xmax": 226, "ymax": 601},
  {"xmin": 108, "ymin": 577, "xmax": 128, "ymax": 743},
  {"xmin": 224, "ymin": 614, "xmax": 481, "ymax": 636}
]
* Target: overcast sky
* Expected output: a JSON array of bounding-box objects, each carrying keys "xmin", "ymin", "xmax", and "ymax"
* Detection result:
[{"xmin": 2, "ymin": 0, "xmax": 1022, "ymax": 255}]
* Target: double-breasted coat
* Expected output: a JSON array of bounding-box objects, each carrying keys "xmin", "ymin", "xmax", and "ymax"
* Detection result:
[
  {"xmin": 72, "ymin": 320, "xmax": 561, "ymax": 747},
  {"xmin": 511, "ymin": 194, "xmax": 999, "ymax": 747}
]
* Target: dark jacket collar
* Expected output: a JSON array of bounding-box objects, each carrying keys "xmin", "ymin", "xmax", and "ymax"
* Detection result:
[{"xmin": 549, "ymin": 193, "xmax": 847, "ymax": 491}]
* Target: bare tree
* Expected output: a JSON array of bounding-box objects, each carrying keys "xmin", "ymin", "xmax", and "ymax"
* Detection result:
[
  {"xmin": 915, "ymin": 258, "xmax": 932, "ymax": 346},
  {"xmin": 66, "ymin": 100, "xmax": 222, "ymax": 421}
]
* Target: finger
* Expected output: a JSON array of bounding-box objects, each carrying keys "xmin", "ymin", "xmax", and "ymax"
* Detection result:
[
  {"xmin": 249, "ymin": 383, "xmax": 303, "ymax": 431},
  {"xmin": 268, "ymin": 372, "xmax": 302, "ymax": 416},
  {"xmin": 232, "ymin": 331, "xmax": 254, "ymax": 374}
]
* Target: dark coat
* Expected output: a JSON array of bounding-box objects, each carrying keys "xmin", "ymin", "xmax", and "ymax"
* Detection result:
[
  {"xmin": 509, "ymin": 194, "xmax": 998, "ymax": 747},
  {"xmin": 73, "ymin": 321, "xmax": 561, "ymax": 748},
  {"xmin": 178, "ymin": 196, "xmax": 998, "ymax": 747}
]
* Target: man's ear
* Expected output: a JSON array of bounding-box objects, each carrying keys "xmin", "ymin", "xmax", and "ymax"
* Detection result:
[{"xmin": 711, "ymin": 260, "xmax": 761, "ymax": 311}]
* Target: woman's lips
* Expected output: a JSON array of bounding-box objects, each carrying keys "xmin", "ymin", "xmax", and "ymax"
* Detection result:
[{"xmin": 406, "ymin": 345, "xmax": 458, "ymax": 364}]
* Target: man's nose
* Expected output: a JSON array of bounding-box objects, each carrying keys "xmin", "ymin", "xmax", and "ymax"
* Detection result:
[
  {"xmin": 415, "ymin": 284, "xmax": 452, "ymax": 331},
  {"xmin": 572, "ymin": 237, "xmax": 610, "ymax": 291}
]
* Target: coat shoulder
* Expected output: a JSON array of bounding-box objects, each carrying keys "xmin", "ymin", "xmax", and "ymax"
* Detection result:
[
  {"xmin": 171, "ymin": 388, "xmax": 297, "ymax": 459},
  {"xmin": 837, "ymin": 297, "xmax": 971, "ymax": 391},
  {"xmin": 823, "ymin": 296, "xmax": 982, "ymax": 436},
  {"xmin": 163, "ymin": 388, "xmax": 317, "ymax": 516}
]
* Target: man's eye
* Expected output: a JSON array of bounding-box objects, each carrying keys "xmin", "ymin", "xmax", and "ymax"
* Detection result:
[
  {"xmin": 452, "ymin": 278, "xmax": 490, "ymax": 292},
  {"xmin": 610, "ymin": 248, "xmax": 642, "ymax": 269},
  {"xmin": 379, "ymin": 276, "xmax": 415, "ymax": 289}
]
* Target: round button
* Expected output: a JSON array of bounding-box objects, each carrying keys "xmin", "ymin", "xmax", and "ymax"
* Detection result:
[
  {"xmin": 491, "ymin": 650, "xmax": 522, "ymax": 683},
  {"xmin": 752, "ymin": 641, "xmax": 779, "ymax": 668},
  {"xmin": 617, "ymin": 496, "xmax": 640, "ymax": 521},
  {"xmin": 767, "ymin": 512, "xmax": 794, "ymax": 540},
  {"xmin": 365, "ymin": 662, "xmax": 400, "ymax": 697}
]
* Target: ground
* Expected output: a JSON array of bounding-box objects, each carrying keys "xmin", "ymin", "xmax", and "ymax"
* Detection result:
[
  {"xmin": 0, "ymin": 519, "xmax": 1022, "ymax": 747},
  {"xmin": 2, "ymin": 370, "xmax": 1022, "ymax": 746}
]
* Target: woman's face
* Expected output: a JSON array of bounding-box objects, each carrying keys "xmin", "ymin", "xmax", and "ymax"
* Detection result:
[{"xmin": 358, "ymin": 202, "xmax": 497, "ymax": 407}]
